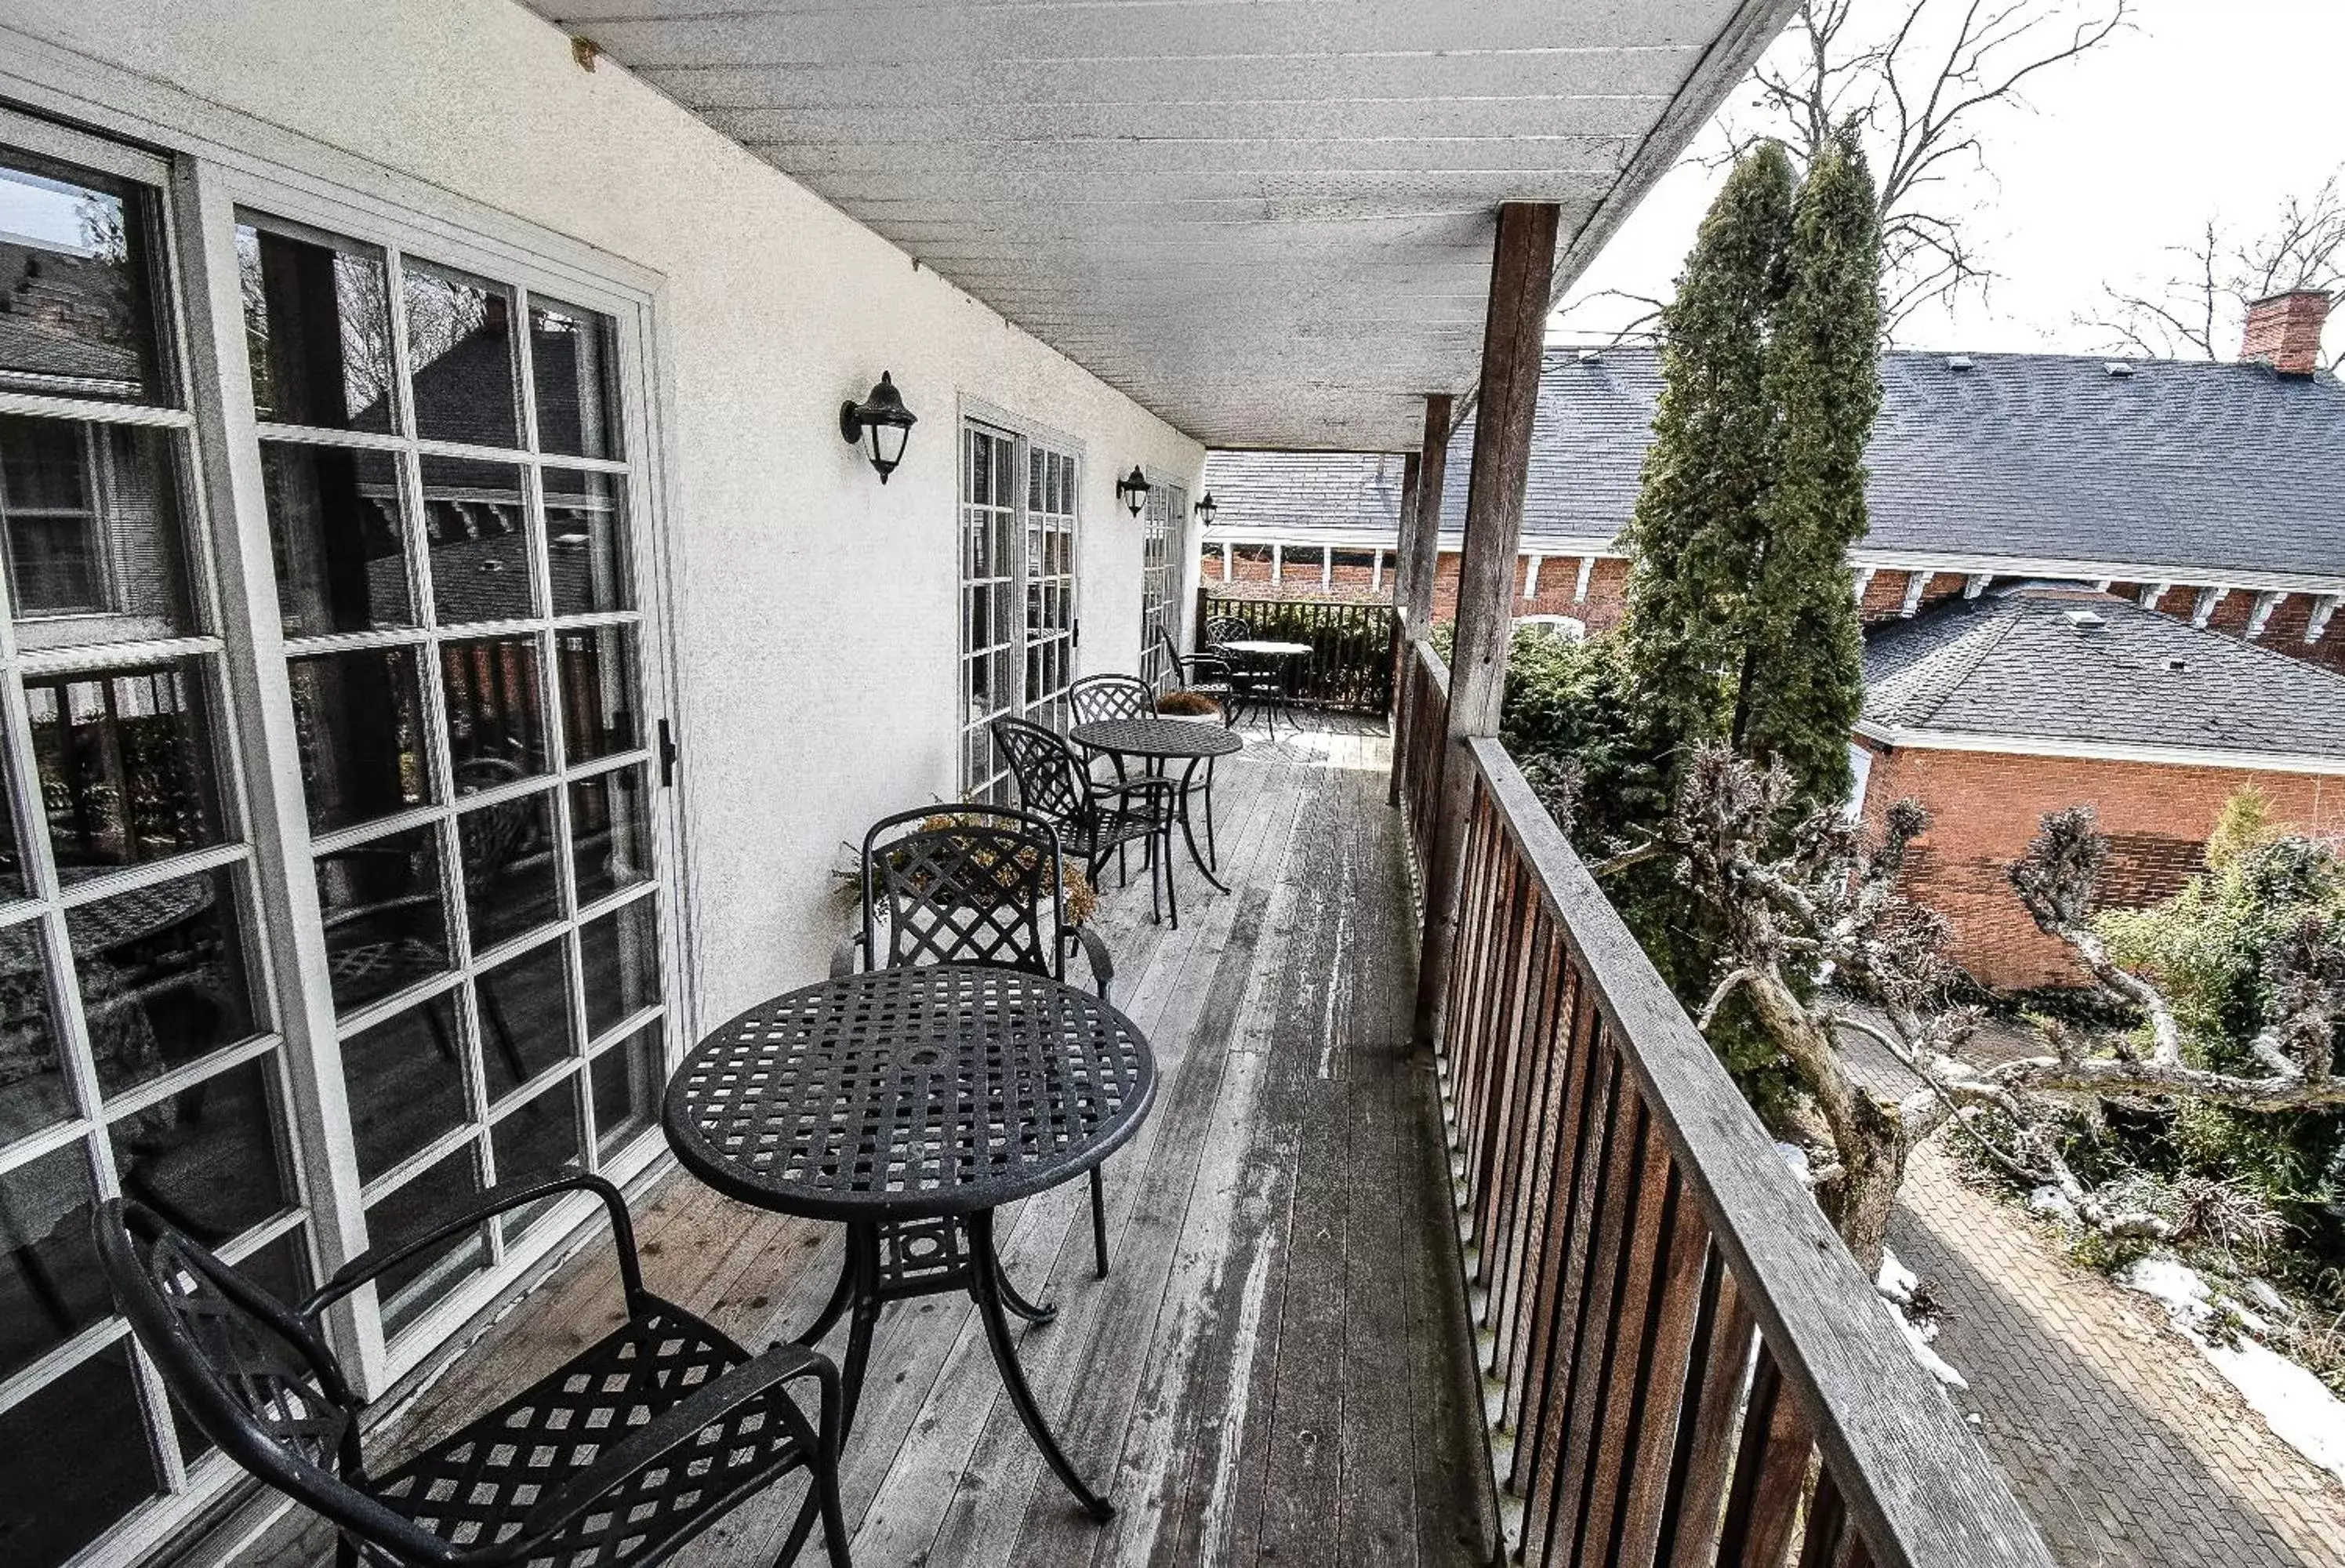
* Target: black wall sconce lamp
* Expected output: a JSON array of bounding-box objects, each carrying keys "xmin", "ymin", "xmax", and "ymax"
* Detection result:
[
  {"xmin": 840, "ymin": 372, "xmax": 917, "ymax": 483},
  {"xmin": 1194, "ymin": 492, "xmax": 1218, "ymax": 528},
  {"xmin": 1116, "ymin": 465, "xmax": 1152, "ymax": 517}
]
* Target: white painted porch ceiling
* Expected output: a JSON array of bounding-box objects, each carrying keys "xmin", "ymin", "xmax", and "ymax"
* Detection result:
[{"xmin": 526, "ymin": 0, "xmax": 1788, "ymax": 450}]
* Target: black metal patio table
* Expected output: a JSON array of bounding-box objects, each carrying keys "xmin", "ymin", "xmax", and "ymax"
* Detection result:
[
  {"xmin": 663, "ymin": 964, "xmax": 1156, "ymax": 1522},
  {"xmin": 1068, "ymin": 715, "xmax": 1242, "ymax": 897}
]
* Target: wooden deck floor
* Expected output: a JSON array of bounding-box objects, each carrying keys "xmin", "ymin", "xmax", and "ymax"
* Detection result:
[{"xmin": 256, "ymin": 719, "xmax": 1496, "ymax": 1568}]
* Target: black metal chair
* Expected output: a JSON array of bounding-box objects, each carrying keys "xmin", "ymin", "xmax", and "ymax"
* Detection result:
[
  {"xmin": 991, "ymin": 715, "xmax": 1182, "ymax": 927},
  {"xmin": 1203, "ymin": 615, "xmax": 1291, "ymax": 735},
  {"xmin": 1067, "ymin": 672, "xmax": 1156, "ymax": 727},
  {"xmin": 830, "ymin": 805, "xmax": 1118, "ymax": 1278},
  {"xmin": 1152, "ymin": 628, "xmax": 1236, "ymax": 725},
  {"xmin": 94, "ymin": 1178, "xmax": 851, "ymax": 1568}
]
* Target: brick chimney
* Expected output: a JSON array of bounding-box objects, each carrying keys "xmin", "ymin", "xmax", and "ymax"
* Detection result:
[{"xmin": 2239, "ymin": 289, "xmax": 2331, "ymax": 376}]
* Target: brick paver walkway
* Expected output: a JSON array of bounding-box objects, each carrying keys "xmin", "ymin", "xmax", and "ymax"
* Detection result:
[{"xmin": 1891, "ymin": 1142, "xmax": 2345, "ymax": 1566}]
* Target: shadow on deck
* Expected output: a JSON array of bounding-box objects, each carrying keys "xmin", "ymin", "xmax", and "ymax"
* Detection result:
[{"xmin": 254, "ymin": 719, "xmax": 1498, "ymax": 1568}]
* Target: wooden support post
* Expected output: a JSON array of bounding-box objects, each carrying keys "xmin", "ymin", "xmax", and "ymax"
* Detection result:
[
  {"xmin": 1389, "ymin": 451, "xmax": 1423, "ymax": 804},
  {"xmin": 1399, "ymin": 395, "xmax": 1454, "ymax": 640},
  {"xmin": 1413, "ymin": 201, "xmax": 1559, "ymax": 1050}
]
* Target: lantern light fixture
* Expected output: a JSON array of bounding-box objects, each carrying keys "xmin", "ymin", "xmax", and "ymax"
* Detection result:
[
  {"xmin": 1116, "ymin": 465, "xmax": 1152, "ymax": 517},
  {"xmin": 840, "ymin": 372, "xmax": 917, "ymax": 483},
  {"xmin": 1194, "ymin": 492, "xmax": 1218, "ymax": 528}
]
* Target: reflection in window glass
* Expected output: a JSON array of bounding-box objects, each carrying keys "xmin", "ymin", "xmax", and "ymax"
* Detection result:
[
  {"xmin": 287, "ymin": 646, "xmax": 427, "ymax": 834},
  {"xmin": 579, "ymin": 897, "xmax": 659, "ymax": 1040},
  {"xmin": 529, "ymin": 297, "xmax": 622, "ymax": 461},
  {"xmin": 421, "ymin": 455, "xmax": 532, "ymax": 626},
  {"xmin": 367, "ymin": 1142, "xmax": 483, "ymax": 1337},
  {"xmin": 71, "ymin": 866, "xmax": 256, "ymax": 1096},
  {"xmin": 0, "ymin": 927, "xmax": 65, "ymax": 1155},
  {"xmin": 167, "ymin": 1226, "xmax": 313, "ymax": 1468},
  {"xmin": 27, "ymin": 658, "xmax": 223, "ymax": 881},
  {"xmin": 557, "ymin": 624, "xmax": 639, "ymax": 765},
  {"xmin": 341, "ymin": 992, "xmax": 465, "ymax": 1184},
  {"xmin": 1, "ymin": 416, "xmax": 191, "ymax": 650},
  {"xmin": 0, "ymin": 1345, "xmax": 161, "ymax": 1564},
  {"xmin": 477, "ymin": 937, "xmax": 574, "ymax": 1102},
  {"xmin": 460, "ymin": 787, "xmax": 557, "ymax": 951},
  {"xmin": 109, "ymin": 1055, "xmax": 289, "ymax": 1247},
  {"xmin": 569, "ymin": 766, "xmax": 650, "ymax": 906},
  {"xmin": 543, "ymin": 467, "xmax": 630, "ymax": 616},
  {"xmin": 315, "ymin": 824, "xmax": 447, "ymax": 1016},
  {"xmin": 403, "ymin": 259, "xmax": 517, "ymax": 449},
  {"xmin": 441, "ymin": 635, "xmax": 546, "ymax": 785},
  {"xmin": 260, "ymin": 441, "xmax": 409, "ymax": 636},
  {"xmin": 235, "ymin": 219, "xmax": 394, "ymax": 431},
  {"xmin": 0, "ymin": 1142, "xmax": 103, "ymax": 1383},
  {"xmin": 492, "ymin": 1074, "xmax": 579, "ymax": 1241},
  {"xmin": 590, "ymin": 1021, "xmax": 662, "ymax": 1162},
  {"xmin": 0, "ymin": 151, "xmax": 162, "ymax": 405}
]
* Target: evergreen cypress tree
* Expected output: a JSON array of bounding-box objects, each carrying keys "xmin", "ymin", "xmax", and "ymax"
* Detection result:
[
  {"xmin": 1619, "ymin": 142, "xmax": 1795, "ymax": 797},
  {"xmin": 1733, "ymin": 126, "xmax": 1881, "ymax": 809}
]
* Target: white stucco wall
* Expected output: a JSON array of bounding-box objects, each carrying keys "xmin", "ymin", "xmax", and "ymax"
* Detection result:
[{"xmin": 0, "ymin": 0, "xmax": 1207, "ymax": 1022}]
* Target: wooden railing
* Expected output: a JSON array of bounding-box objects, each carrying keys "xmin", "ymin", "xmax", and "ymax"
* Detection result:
[
  {"xmin": 1392, "ymin": 637, "xmax": 2053, "ymax": 1568},
  {"xmin": 1197, "ymin": 591, "xmax": 1399, "ymax": 715}
]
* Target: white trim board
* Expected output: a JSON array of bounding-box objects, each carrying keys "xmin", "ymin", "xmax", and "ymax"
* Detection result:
[{"xmin": 1854, "ymin": 720, "xmax": 2345, "ymax": 778}]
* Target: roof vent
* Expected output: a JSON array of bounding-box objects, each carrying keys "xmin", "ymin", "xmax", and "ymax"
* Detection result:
[
  {"xmin": 2104, "ymin": 361, "xmax": 2137, "ymax": 378},
  {"xmin": 1575, "ymin": 348, "xmax": 1603, "ymax": 364},
  {"xmin": 2165, "ymin": 657, "xmax": 2189, "ymax": 672},
  {"xmin": 2062, "ymin": 610, "xmax": 2107, "ymax": 632},
  {"xmin": 1945, "ymin": 354, "xmax": 1973, "ymax": 371}
]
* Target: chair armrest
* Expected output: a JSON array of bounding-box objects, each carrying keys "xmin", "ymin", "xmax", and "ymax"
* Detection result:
[
  {"xmin": 303, "ymin": 1174, "xmax": 643, "ymax": 1318},
  {"xmin": 1181, "ymin": 653, "xmax": 1232, "ymax": 681},
  {"xmin": 1095, "ymin": 775, "xmax": 1177, "ymax": 800},
  {"xmin": 829, "ymin": 931, "xmax": 865, "ymax": 978},
  {"xmin": 512, "ymin": 1341, "xmax": 840, "ymax": 1549},
  {"xmin": 1067, "ymin": 926, "xmax": 1114, "ymax": 1001}
]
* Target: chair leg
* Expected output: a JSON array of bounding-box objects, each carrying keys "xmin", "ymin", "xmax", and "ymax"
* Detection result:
[
  {"xmin": 1090, "ymin": 1165, "xmax": 1109, "ymax": 1279},
  {"xmin": 817, "ymin": 1457, "xmax": 852, "ymax": 1568}
]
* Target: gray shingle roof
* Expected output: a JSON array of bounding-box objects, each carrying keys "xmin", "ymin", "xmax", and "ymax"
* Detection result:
[
  {"xmin": 1204, "ymin": 347, "xmax": 2345, "ymax": 583},
  {"xmin": 1861, "ymin": 586, "xmax": 2345, "ymax": 760}
]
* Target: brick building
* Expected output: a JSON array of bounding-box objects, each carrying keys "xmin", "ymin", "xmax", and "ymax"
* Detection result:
[
  {"xmin": 1856, "ymin": 584, "xmax": 2345, "ymax": 989},
  {"xmin": 1200, "ymin": 290, "xmax": 2345, "ymax": 670}
]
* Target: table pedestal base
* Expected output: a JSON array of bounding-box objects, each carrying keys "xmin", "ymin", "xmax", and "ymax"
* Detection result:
[{"xmin": 788, "ymin": 1210, "xmax": 1113, "ymax": 1522}]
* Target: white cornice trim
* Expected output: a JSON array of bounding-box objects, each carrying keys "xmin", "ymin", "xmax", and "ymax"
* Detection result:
[{"xmin": 1853, "ymin": 720, "xmax": 2345, "ymax": 776}]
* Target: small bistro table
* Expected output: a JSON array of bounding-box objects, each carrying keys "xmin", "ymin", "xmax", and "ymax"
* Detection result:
[
  {"xmin": 662, "ymin": 964, "xmax": 1156, "ymax": 1522},
  {"xmin": 1212, "ymin": 638, "xmax": 1312, "ymax": 735},
  {"xmin": 1068, "ymin": 716, "xmax": 1243, "ymax": 898}
]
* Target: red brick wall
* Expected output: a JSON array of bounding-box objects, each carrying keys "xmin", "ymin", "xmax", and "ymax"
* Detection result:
[{"xmin": 1858, "ymin": 740, "xmax": 2345, "ymax": 990}]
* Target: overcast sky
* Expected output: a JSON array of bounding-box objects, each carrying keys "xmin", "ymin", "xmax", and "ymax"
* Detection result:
[{"xmin": 1555, "ymin": 0, "xmax": 2345, "ymax": 356}]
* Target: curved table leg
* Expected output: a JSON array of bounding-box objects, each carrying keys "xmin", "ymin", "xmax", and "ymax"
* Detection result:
[
  {"xmin": 993, "ymin": 1256, "xmax": 1058, "ymax": 1324},
  {"xmin": 1175, "ymin": 757, "xmax": 1232, "ymax": 894},
  {"xmin": 838, "ymin": 1223, "xmax": 884, "ymax": 1440},
  {"xmin": 789, "ymin": 1235, "xmax": 858, "ymax": 1347},
  {"xmin": 968, "ymin": 1209, "xmax": 1115, "ymax": 1522}
]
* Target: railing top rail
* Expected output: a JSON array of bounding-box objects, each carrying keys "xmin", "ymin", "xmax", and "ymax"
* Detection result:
[
  {"xmin": 1460, "ymin": 732, "xmax": 2053, "ymax": 1568},
  {"xmin": 1412, "ymin": 635, "xmax": 1449, "ymax": 700}
]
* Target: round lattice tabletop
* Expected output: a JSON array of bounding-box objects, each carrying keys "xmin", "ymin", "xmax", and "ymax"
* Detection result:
[
  {"xmin": 1069, "ymin": 717, "xmax": 1243, "ymax": 760},
  {"xmin": 664, "ymin": 965, "xmax": 1156, "ymax": 1221}
]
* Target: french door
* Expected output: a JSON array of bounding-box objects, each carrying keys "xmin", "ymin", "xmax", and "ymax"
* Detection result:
[
  {"xmin": 958, "ymin": 416, "xmax": 1079, "ymax": 802},
  {"xmin": 1138, "ymin": 479, "xmax": 1184, "ymax": 691},
  {"xmin": 0, "ymin": 111, "xmax": 683, "ymax": 1568}
]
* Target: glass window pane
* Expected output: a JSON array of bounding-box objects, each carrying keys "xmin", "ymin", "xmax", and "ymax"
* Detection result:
[
  {"xmin": 0, "ymin": 1142, "xmax": 103, "ymax": 1382},
  {"xmin": 402, "ymin": 259, "xmax": 517, "ymax": 449},
  {"xmin": 556, "ymin": 624, "xmax": 638, "ymax": 765},
  {"xmin": 0, "ymin": 149, "xmax": 162, "ymax": 405},
  {"xmin": 528, "ymin": 297, "xmax": 622, "ymax": 461},
  {"xmin": 235, "ymin": 218, "xmax": 394, "ymax": 431},
  {"xmin": 259, "ymin": 441, "xmax": 409, "ymax": 636},
  {"xmin": 477, "ymin": 935, "xmax": 575, "ymax": 1104},
  {"xmin": 0, "ymin": 921, "xmax": 67, "ymax": 1142},
  {"xmin": 287, "ymin": 645, "xmax": 428, "ymax": 835},
  {"xmin": 109, "ymin": 1054, "xmax": 290, "ymax": 1247},
  {"xmin": 579, "ymin": 897, "xmax": 658, "ymax": 1040},
  {"xmin": 315, "ymin": 824, "xmax": 448, "ymax": 1016},
  {"xmin": 569, "ymin": 766, "xmax": 650, "ymax": 907},
  {"xmin": 441, "ymin": 635, "xmax": 546, "ymax": 785},
  {"xmin": 341, "ymin": 992, "xmax": 464, "ymax": 1184},
  {"xmin": 492, "ymin": 1074, "xmax": 579, "ymax": 1238},
  {"xmin": 367, "ymin": 1142, "xmax": 482, "ymax": 1337},
  {"xmin": 421, "ymin": 455, "xmax": 532, "ymax": 626},
  {"xmin": 460, "ymin": 787, "xmax": 557, "ymax": 950},
  {"xmin": 0, "ymin": 1345, "xmax": 162, "ymax": 1564},
  {"xmin": 1, "ymin": 416, "xmax": 192, "ymax": 652},
  {"xmin": 590, "ymin": 1021, "xmax": 662, "ymax": 1162},
  {"xmin": 28, "ymin": 658, "xmax": 224, "ymax": 883},
  {"xmin": 544, "ymin": 468, "xmax": 630, "ymax": 616},
  {"xmin": 71, "ymin": 866, "xmax": 257, "ymax": 1098}
]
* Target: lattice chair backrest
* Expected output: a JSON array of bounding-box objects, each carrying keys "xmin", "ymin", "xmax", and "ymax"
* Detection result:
[
  {"xmin": 93, "ymin": 1200, "xmax": 436, "ymax": 1556},
  {"xmin": 1069, "ymin": 673, "xmax": 1155, "ymax": 726},
  {"xmin": 992, "ymin": 715, "xmax": 1090, "ymax": 827},
  {"xmin": 1203, "ymin": 614, "xmax": 1254, "ymax": 647},
  {"xmin": 862, "ymin": 805, "xmax": 1067, "ymax": 980}
]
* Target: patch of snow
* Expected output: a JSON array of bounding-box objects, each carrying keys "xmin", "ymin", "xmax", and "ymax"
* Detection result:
[
  {"xmin": 2026, "ymin": 1184, "xmax": 2078, "ymax": 1224},
  {"xmin": 2247, "ymin": 1279, "xmax": 2287, "ymax": 1316},
  {"xmin": 1876, "ymin": 1247, "xmax": 1919, "ymax": 1307},
  {"xmin": 1881, "ymin": 1296, "xmax": 1968, "ymax": 1389},
  {"xmin": 1774, "ymin": 1141, "xmax": 1813, "ymax": 1186},
  {"xmin": 2120, "ymin": 1255, "xmax": 2345, "ymax": 1486}
]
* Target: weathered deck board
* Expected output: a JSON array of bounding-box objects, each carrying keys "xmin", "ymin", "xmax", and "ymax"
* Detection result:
[{"xmin": 249, "ymin": 720, "xmax": 1495, "ymax": 1568}]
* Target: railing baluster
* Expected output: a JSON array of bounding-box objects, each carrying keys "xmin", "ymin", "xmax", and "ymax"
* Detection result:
[
  {"xmin": 1505, "ymin": 964, "xmax": 1597, "ymax": 1484},
  {"xmin": 1716, "ymin": 1345, "xmax": 1816, "ymax": 1568},
  {"xmin": 1664, "ymin": 1259, "xmax": 1757, "ymax": 1568},
  {"xmin": 1615, "ymin": 1167, "xmax": 1718, "ymax": 1564}
]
